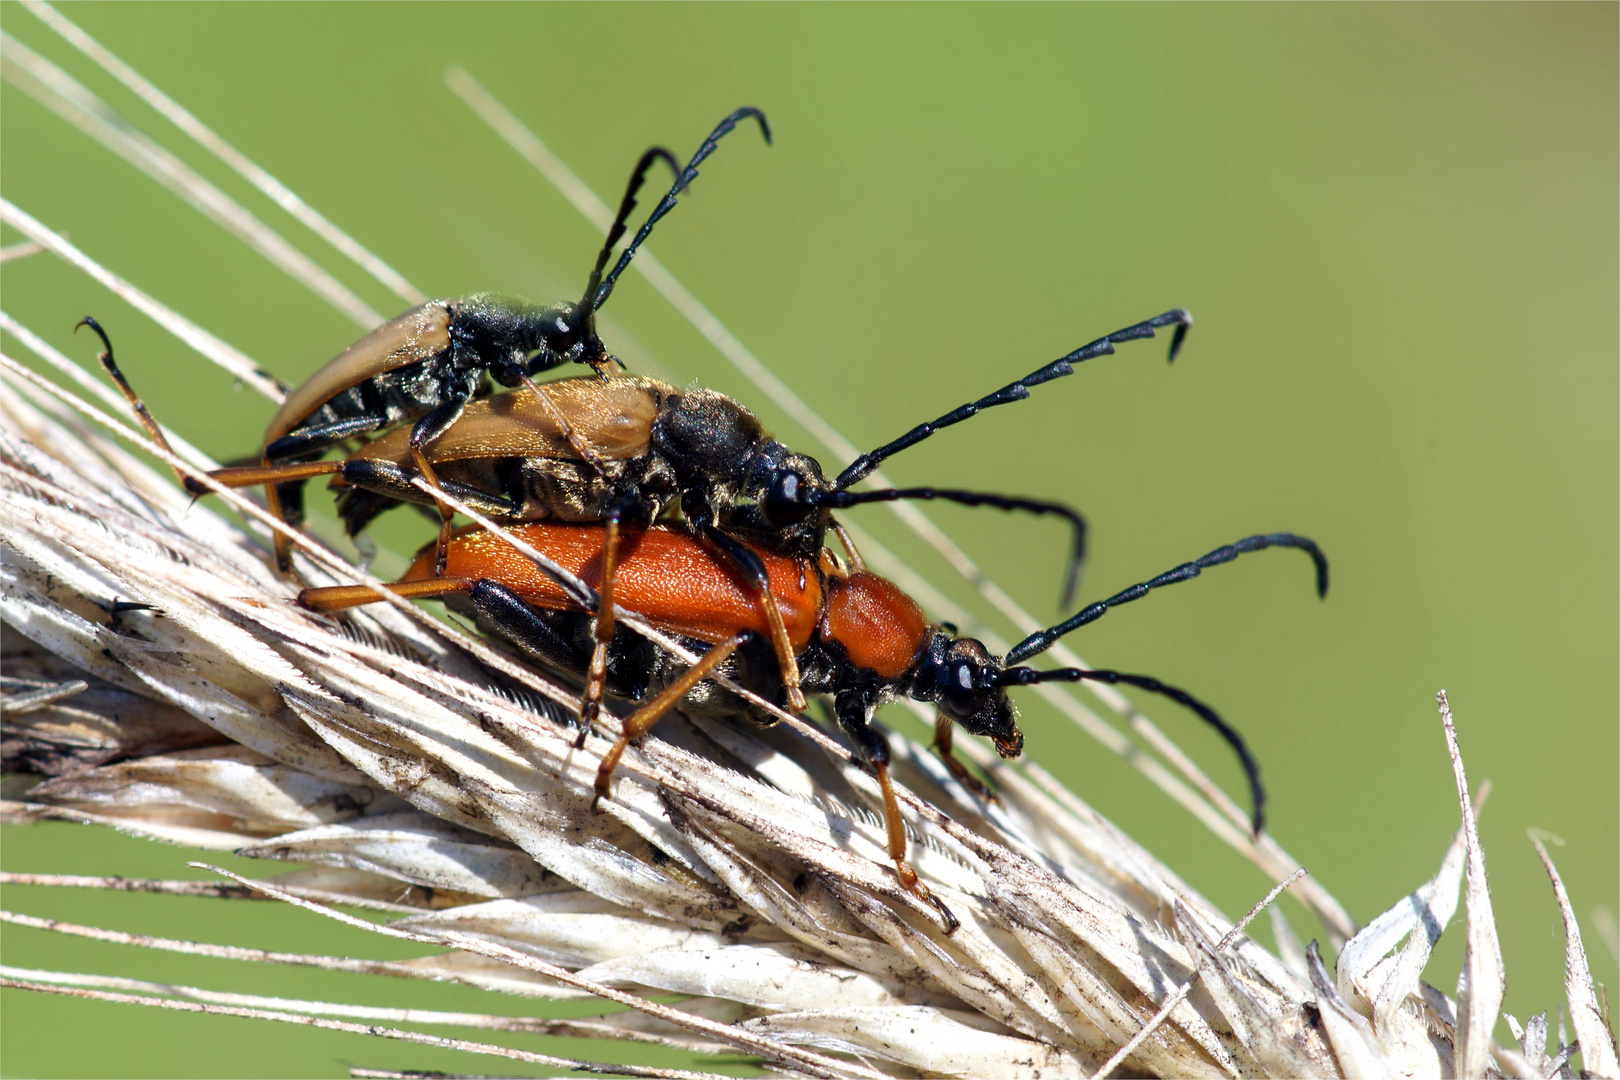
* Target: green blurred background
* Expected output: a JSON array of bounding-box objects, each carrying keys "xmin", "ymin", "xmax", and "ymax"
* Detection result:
[{"xmin": 2, "ymin": 3, "xmax": 1614, "ymax": 1076}]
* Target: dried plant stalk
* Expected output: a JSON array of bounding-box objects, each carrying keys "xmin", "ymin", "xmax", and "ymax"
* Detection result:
[
  {"xmin": 3, "ymin": 308, "xmax": 1614, "ymax": 1079},
  {"xmin": 2, "ymin": 10, "xmax": 1614, "ymax": 1072}
]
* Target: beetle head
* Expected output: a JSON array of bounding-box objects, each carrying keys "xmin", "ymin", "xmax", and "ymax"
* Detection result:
[
  {"xmin": 734, "ymin": 441, "xmax": 833, "ymax": 554},
  {"xmin": 912, "ymin": 634, "xmax": 1024, "ymax": 759}
]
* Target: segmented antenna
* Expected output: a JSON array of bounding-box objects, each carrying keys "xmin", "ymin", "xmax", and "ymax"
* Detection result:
[
  {"xmin": 817, "ymin": 486, "xmax": 1088, "ymax": 609},
  {"xmin": 593, "ymin": 107, "xmax": 772, "ymax": 311},
  {"xmin": 997, "ymin": 664, "xmax": 1266, "ymax": 835},
  {"xmin": 1004, "ymin": 532, "xmax": 1328, "ymax": 666},
  {"xmin": 580, "ymin": 146, "xmax": 679, "ymax": 319},
  {"xmin": 834, "ymin": 308, "xmax": 1192, "ymax": 492}
]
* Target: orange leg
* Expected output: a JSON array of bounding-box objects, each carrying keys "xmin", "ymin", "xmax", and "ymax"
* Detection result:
[
  {"xmin": 873, "ymin": 758, "xmax": 959, "ymax": 934},
  {"xmin": 754, "ymin": 586, "xmax": 807, "ymax": 714},
  {"xmin": 187, "ymin": 459, "xmax": 342, "ymax": 576},
  {"xmin": 523, "ymin": 374, "xmax": 610, "ymax": 473},
  {"xmin": 77, "ymin": 317, "xmax": 318, "ymax": 576},
  {"xmin": 198, "ymin": 460, "xmax": 344, "ymax": 489},
  {"xmin": 406, "ymin": 445, "xmax": 457, "ymax": 578},
  {"xmin": 576, "ymin": 514, "xmax": 629, "ymax": 747},
  {"xmin": 260, "ymin": 471, "xmax": 295, "ymax": 573},
  {"xmin": 828, "ymin": 518, "xmax": 866, "ymax": 574},
  {"xmin": 932, "ymin": 714, "xmax": 1001, "ymax": 805},
  {"xmin": 297, "ymin": 575, "xmax": 472, "ymax": 613},
  {"xmin": 593, "ymin": 633, "xmax": 746, "ymax": 809},
  {"xmin": 81, "ymin": 317, "xmax": 189, "ymax": 489}
]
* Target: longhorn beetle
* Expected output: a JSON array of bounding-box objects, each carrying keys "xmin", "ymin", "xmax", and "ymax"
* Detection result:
[
  {"xmin": 301, "ymin": 520, "xmax": 1330, "ymax": 932},
  {"xmin": 218, "ymin": 107, "xmax": 771, "ymax": 573}
]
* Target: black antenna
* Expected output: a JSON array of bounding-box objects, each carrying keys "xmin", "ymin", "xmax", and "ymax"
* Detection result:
[
  {"xmin": 580, "ymin": 146, "xmax": 680, "ymax": 325},
  {"xmin": 834, "ymin": 308, "xmax": 1192, "ymax": 492},
  {"xmin": 593, "ymin": 107, "xmax": 772, "ymax": 311},
  {"xmin": 997, "ymin": 664, "xmax": 1266, "ymax": 835},
  {"xmin": 1004, "ymin": 532, "xmax": 1329, "ymax": 666},
  {"xmin": 815, "ymin": 487, "xmax": 1088, "ymax": 609}
]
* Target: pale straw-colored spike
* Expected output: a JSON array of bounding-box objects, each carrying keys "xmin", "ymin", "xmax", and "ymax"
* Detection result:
[
  {"xmin": 444, "ymin": 70, "xmax": 1348, "ymax": 937},
  {"xmin": 0, "ymin": 200, "xmax": 284, "ymax": 400},
  {"xmin": 0, "ymin": 32, "xmax": 384, "ymax": 328},
  {"xmin": 1438, "ymin": 689, "xmax": 1507, "ymax": 1079},
  {"xmin": 194, "ymin": 863, "xmax": 893, "ymax": 1080},
  {"xmin": 0, "ymin": 965, "xmax": 728, "ymax": 1054},
  {"xmin": 20, "ymin": 0, "xmax": 427, "ymax": 306},
  {"xmin": 4, "ymin": 296, "xmax": 1592, "ymax": 1077},
  {"xmin": 1529, "ymin": 831, "xmax": 1620, "ymax": 1079},
  {"xmin": 0, "ymin": 239, "xmax": 46, "ymax": 263},
  {"xmin": 3, "ymin": 378, "xmax": 1224, "ymax": 1075},
  {"xmin": 0, "ymin": 975, "xmax": 735, "ymax": 1080},
  {"xmin": 1092, "ymin": 870, "xmax": 1305, "ymax": 1078}
]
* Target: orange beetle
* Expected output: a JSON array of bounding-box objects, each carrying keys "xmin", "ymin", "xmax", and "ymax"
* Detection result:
[{"xmin": 302, "ymin": 522, "xmax": 1329, "ymax": 932}]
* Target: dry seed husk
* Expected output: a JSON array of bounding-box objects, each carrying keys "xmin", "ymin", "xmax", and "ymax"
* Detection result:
[{"xmin": 3, "ymin": 362, "xmax": 1613, "ymax": 1078}]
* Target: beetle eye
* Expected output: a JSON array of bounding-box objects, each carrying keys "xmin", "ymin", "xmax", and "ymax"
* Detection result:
[
  {"xmin": 764, "ymin": 471, "xmax": 814, "ymax": 525},
  {"xmin": 940, "ymin": 659, "xmax": 982, "ymax": 718}
]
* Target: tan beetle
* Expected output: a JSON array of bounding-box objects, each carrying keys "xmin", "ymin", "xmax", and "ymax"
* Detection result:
[{"xmin": 199, "ymin": 107, "xmax": 772, "ymax": 572}]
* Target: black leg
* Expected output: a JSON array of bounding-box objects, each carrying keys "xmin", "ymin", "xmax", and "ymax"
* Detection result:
[
  {"xmin": 836, "ymin": 693, "xmax": 959, "ymax": 934},
  {"xmin": 467, "ymin": 579, "xmax": 592, "ymax": 669},
  {"xmin": 263, "ymin": 415, "xmax": 386, "ymax": 462}
]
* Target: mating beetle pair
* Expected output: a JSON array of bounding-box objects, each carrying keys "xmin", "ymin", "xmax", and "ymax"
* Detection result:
[
  {"xmin": 193, "ymin": 105, "xmax": 1156, "ymax": 728},
  {"xmin": 87, "ymin": 105, "xmax": 1329, "ymax": 930}
]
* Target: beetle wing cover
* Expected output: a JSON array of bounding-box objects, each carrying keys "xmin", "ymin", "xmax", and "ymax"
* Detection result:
[
  {"xmin": 408, "ymin": 522, "xmax": 821, "ymax": 648},
  {"xmin": 357, "ymin": 376, "xmax": 666, "ymax": 465},
  {"xmin": 265, "ymin": 302, "xmax": 454, "ymax": 444}
]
